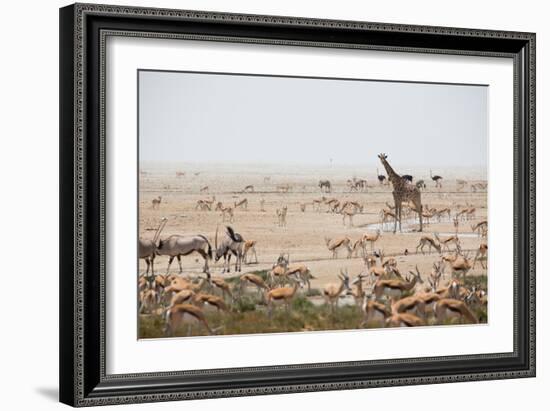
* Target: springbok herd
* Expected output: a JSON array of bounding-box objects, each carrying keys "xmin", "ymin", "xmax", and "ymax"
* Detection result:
[{"xmin": 139, "ymin": 157, "xmax": 488, "ymax": 337}]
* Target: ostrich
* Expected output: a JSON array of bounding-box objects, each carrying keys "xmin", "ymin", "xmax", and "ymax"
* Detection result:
[
  {"xmin": 401, "ymin": 174, "xmax": 413, "ymax": 183},
  {"xmin": 376, "ymin": 168, "xmax": 387, "ymax": 185},
  {"xmin": 430, "ymin": 169, "xmax": 443, "ymax": 188}
]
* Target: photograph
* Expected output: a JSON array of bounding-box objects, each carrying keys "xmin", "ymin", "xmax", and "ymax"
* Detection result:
[{"xmin": 137, "ymin": 70, "xmax": 489, "ymax": 338}]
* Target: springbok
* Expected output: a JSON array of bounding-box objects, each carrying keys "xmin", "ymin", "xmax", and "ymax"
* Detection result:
[
  {"xmin": 268, "ymin": 254, "xmax": 290, "ymax": 287},
  {"xmin": 441, "ymin": 252, "xmax": 472, "ymax": 280},
  {"xmin": 164, "ymin": 304, "xmax": 214, "ymax": 336},
  {"xmin": 373, "ymin": 267, "xmax": 423, "ymax": 302},
  {"xmin": 434, "ymin": 232, "xmax": 460, "ymax": 253},
  {"xmin": 435, "ymin": 298, "xmax": 478, "ymax": 324},
  {"xmin": 471, "ymin": 220, "xmax": 488, "ymax": 237},
  {"xmin": 323, "ymin": 270, "xmax": 351, "ymax": 312},
  {"xmin": 380, "ymin": 208, "xmax": 396, "ymax": 231},
  {"xmin": 242, "ymin": 185, "xmax": 254, "ymax": 193},
  {"xmin": 385, "ymin": 312, "xmax": 425, "ymax": 327},
  {"xmin": 341, "ymin": 208, "xmax": 356, "ymax": 227},
  {"xmin": 215, "ymin": 202, "xmax": 234, "ymax": 222},
  {"xmin": 139, "ymin": 288, "xmax": 160, "ymax": 314},
  {"xmin": 285, "ymin": 263, "xmax": 315, "ymax": 294},
  {"xmin": 276, "ymin": 206, "xmax": 288, "ymax": 227},
  {"xmin": 210, "ymin": 276, "xmax": 234, "ymax": 302},
  {"xmin": 362, "ymin": 230, "xmax": 381, "ymax": 253},
  {"xmin": 234, "ymin": 198, "xmax": 248, "ymax": 211},
  {"xmin": 200, "ymin": 186, "xmax": 209, "ymax": 194},
  {"xmin": 361, "ymin": 294, "xmax": 391, "ymax": 327},
  {"xmin": 243, "ymin": 240, "xmax": 258, "ymax": 264},
  {"xmin": 157, "ymin": 232, "xmax": 212, "ymax": 274},
  {"xmin": 239, "ymin": 273, "xmax": 268, "ymax": 300},
  {"xmin": 151, "ymin": 196, "xmax": 162, "ymax": 209},
  {"xmin": 193, "ymin": 293, "xmax": 228, "ymax": 312},
  {"xmin": 266, "ymin": 278, "xmax": 302, "ymax": 318},
  {"xmin": 473, "ymin": 242, "xmax": 488, "ymax": 269},
  {"xmin": 214, "ymin": 226, "xmax": 244, "ymax": 273},
  {"xmin": 415, "ymin": 235, "xmax": 441, "ymax": 255},
  {"xmin": 325, "ymin": 237, "xmax": 352, "ymax": 259}
]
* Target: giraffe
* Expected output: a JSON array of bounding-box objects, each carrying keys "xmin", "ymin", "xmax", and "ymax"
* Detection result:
[{"xmin": 377, "ymin": 153, "xmax": 423, "ymax": 233}]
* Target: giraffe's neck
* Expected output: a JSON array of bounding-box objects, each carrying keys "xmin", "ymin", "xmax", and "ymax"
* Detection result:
[{"xmin": 380, "ymin": 159, "xmax": 402, "ymax": 186}]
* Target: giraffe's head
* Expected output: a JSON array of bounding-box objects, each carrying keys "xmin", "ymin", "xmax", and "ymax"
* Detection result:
[{"xmin": 378, "ymin": 153, "xmax": 388, "ymax": 161}]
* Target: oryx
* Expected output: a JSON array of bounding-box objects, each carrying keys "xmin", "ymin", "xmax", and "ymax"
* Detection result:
[
  {"xmin": 214, "ymin": 226, "xmax": 245, "ymax": 273},
  {"xmin": 157, "ymin": 232, "xmax": 213, "ymax": 274},
  {"xmin": 138, "ymin": 217, "xmax": 167, "ymax": 278}
]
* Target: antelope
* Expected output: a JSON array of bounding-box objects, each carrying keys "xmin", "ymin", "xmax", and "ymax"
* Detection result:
[
  {"xmin": 325, "ymin": 236, "xmax": 352, "ymax": 259},
  {"xmin": 151, "ymin": 196, "xmax": 162, "ymax": 209},
  {"xmin": 471, "ymin": 182, "xmax": 488, "ymax": 192},
  {"xmin": 239, "ymin": 273, "xmax": 268, "ymax": 299},
  {"xmin": 441, "ymin": 252, "xmax": 472, "ymax": 280},
  {"xmin": 242, "ymin": 185, "xmax": 254, "ymax": 193},
  {"xmin": 215, "ymin": 202, "xmax": 234, "ymax": 222},
  {"xmin": 193, "ymin": 293, "xmax": 228, "ymax": 312},
  {"xmin": 169, "ymin": 289, "xmax": 196, "ymax": 307},
  {"xmin": 435, "ymin": 207, "xmax": 452, "ymax": 222},
  {"xmin": 341, "ymin": 200, "xmax": 363, "ymax": 214},
  {"xmin": 350, "ymin": 273, "xmax": 367, "ymax": 309},
  {"xmin": 473, "ymin": 242, "xmax": 488, "ymax": 269},
  {"xmin": 373, "ymin": 267, "xmax": 423, "ymax": 302},
  {"xmin": 312, "ymin": 197, "xmax": 325, "ymax": 212},
  {"xmin": 195, "ymin": 199, "xmax": 211, "ymax": 211},
  {"xmin": 435, "ymin": 298, "xmax": 478, "ymax": 324},
  {"xmin": 164, "ymin": 304, "xmax": 214, "ymax": 336},
  {"xmin": 351, "ymin": 238, "xmax": 365, "ymax": 258},
  {"xmin": 266, "ymin": 278, "xmax": 302, "ymax": 318},
  {"xmin": 465, "ymin": 288, "xmax": 488, "ymax": 310},
  {"xmin": 341, "ymin": 208, "xmax": 356, "ymax": 227},
  {"xmin": 427, "ymin": 261, "xmax": 445, "ymax": 291},
  {"xmin": 415, "ymin": 235, "xmax": 441, "ymax": 255},
  {"xmin": 323, "ymin": 270, "xmax": 351, "ymax": 312},
  {"xmin": 157, "ymin": 233, "xmax": 213, "ymax": 274},
  {"xmin": 139, "ymin": 288, "xmax": 160, "ymax": 314},
  {"xmin": 380, "ymin": 208, "xmax": 396, "ymax": 231},
  {"xmin": 364, "ymin": 254, "xmax": 386, "ymax": 283},
  {"xmin": 361, "ymin": 294, "xmax": 391, "ymax": 327},
  {"xmin": 268, "ymin": 254, "xmax": 290, "ymax": 287},
  {"xmin": 362, "ymin": 230, "xmax": 381, "ymax": 253},
  {"xmin": 242, "ymin": 240, "xmax": 258, "ymax": 264},
  {"xmin": 199, "ymin": 185, "xmax": 209, "ymax": 194},
  {"xmin": 434, "ymin": 232, "xmax": 460, "ymax": 253},
  {"xmin": 471, "ymin": 220, "xmax": 488, "ymax": 237},
  {"xmin": 234, "ymin": 198, "xmax": 248, "ymax": 211},
  {"xmin": 386, "ymin": 312, "xmax": 425, "ymax": 327},
  {"xmin": 285, "ymin": 264, "xmax": 315, "ymax": 293},
  {"xmin": 391, "ymin": 295, "xmax": 426, "ymax": 319},
  {"xmin": 325, "ymin": 198, "xmax": 340, "ymax": 213},
  {"xmin": 210, "ymin": 277, "xmax": 234, "ymax": 302},
  {"xmin": 319, "ymin": 179, "xmax": 332, "ymax": 193},
  {"xmin": 214, "ymin": 226, "xmax": 244, "ymax": 273},
  {"xmin": 276, "ymin": 206, "xmax": 288, "ymax": 227}
]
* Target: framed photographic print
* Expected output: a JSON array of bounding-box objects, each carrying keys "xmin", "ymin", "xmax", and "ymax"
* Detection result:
[{"xmin": 59, "ymin": 3, "xmax": 536, "ymax": 407}]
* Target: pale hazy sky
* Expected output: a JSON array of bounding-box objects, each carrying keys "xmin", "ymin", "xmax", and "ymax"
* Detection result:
[{"xmin": 138, "ymin": 70, "xmax": 487, "ymax": 168}]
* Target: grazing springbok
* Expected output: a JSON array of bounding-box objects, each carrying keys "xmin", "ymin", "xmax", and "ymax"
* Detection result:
[
  {"xmin": 285, "ymin": 263, "xmax": 315, "ymax": 293},
  {"xmin": 239, "ymin": 273, "xmax": 268, "ymax": 300},
  {"xmin": 276, "ymin": 206, "xmax": 288, "ymax": 227},
  {"xmin": 215, "ymin": 202, "xmax": 234, "ymax": 222},
  {"xmin": 323, "ymin": 270, "xmax": 351, "ymax": 312},
  {"xmin": 373, "ymin": 267, "xmax": 423, "ymax": 302},
  {"xmin": 151, "ymin": 196, "xmax": 162, "ymax": 209},
  {"xmin": 210, "ymin": 276, "xmax": 234, "ymax": 302},
  {"xmin": 361, "ymin": 294, "xmax": 391, "ymax": 327},
  {"xmin": 471, "ymin": 220, "xmax": 488, "ymax": 237},
  {"xmin": 193, "ymin": 293, "xmax": 228, "ymax": 312},
  {"xmin": 325, "ymin": 236, "xmax": 352, "ymax": 259},
  {"xmin": 214, "ymin": 226, "xmax": 244, "ymax": 273},
  {"xmin": 168, "ymin": 289, "xmax": 196, "ymax": 307},
  {"xmin": 319, "ymin": 179, "xmax": 332, "ymax": 193},
  {"xmin": 435, "ymin": 298, "xmax": 478, "ymax": 324},
  {"xmin": 415, "ymin": 235, "xmax": 441, "ymax": 255},
  {"xmin": 434, "ymin": 232, "xmax": 460, "ymax": 253},
  {"xmin": 164, "ymin": 304, "xmax": 214, "ymax": 336},
  {"xmin": 157, "ymin": 233, "xmax": 213, "ymax": 274},
  {"xmin": 242, "ymin": 240, "xmax": 258, "ymax": 264},
  {"xmin": 266, "ymin": 278, "xmax": 302, "ymax": 318},
  {"xmin": 234, "ymin": 198, "xmax": 248, "ymax": 211},
  {"xmin": 195, "ymin": 199, "xmax": 212, "ymax": 211},
  {"xmin": 385, "ymin": 312, "xmax": 425, "ymax": 327}
]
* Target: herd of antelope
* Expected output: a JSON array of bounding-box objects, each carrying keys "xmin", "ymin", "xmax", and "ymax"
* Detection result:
[{"xmin": 139, "ymin": 162, "xmax": 488, "ymax": 337}]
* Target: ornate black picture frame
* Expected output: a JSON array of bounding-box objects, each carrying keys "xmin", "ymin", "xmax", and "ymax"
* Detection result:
[{"xmin": 59, "ymin": 3, "xmax": 535, "ymax": 407}]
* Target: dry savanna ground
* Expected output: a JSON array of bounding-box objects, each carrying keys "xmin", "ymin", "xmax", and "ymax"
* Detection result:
[{"xmin": 138, "ymin": 163, "xmax": 488, "ymax": 338}]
